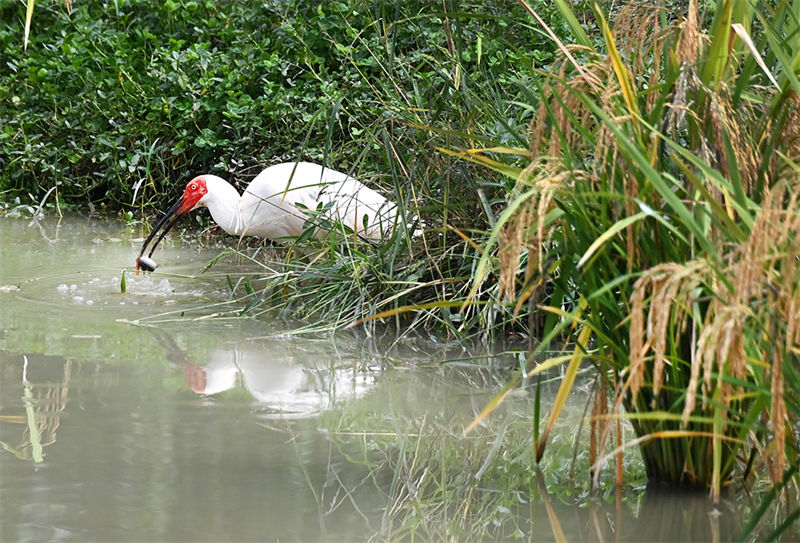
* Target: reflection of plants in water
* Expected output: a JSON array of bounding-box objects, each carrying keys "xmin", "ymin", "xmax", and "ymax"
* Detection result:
[
  {"xmin": 0, "ymin": 355, "xmax": 71, "ymax": 463},
  {"xmin": 313, "ymin": 411, "xmax": 544, "ymax": 539},
  {"xmin": 272, "ymin": 362, "xmax": 788, "ymax": 540},
  {"xmin": 274, "ymin": 365, "xmax": 648, "ymax": 540}
]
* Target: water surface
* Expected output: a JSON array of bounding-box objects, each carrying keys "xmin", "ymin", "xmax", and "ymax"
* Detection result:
[{"xmin": 0, "ymin": 215, "xmax": 745, "ymax": 541}]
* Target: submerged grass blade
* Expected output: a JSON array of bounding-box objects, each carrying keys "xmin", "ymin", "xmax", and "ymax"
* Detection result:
[
  {"xmin": 464, "ymin": 373, "xmax": 522, "ymax": 434},
  {"xmin": 737, "ymin": 465, "xmax": 799, "ymax": 541},
  {"xmin": 534, "ymin": 468, "xmax": 569, "ymax": 543},
  {"xmin": 592, "ymin": 430, "xmax": 744, "ymax": 482},
  {"xmin": 536, "ymin": 323, "xmax": 592, "ymax": 462},
  {"xmin": 346, "ymin": 300, "xmax": 489, "ymax": 328},
  {"xmin": 712, "ymin": 387, "xmax": 723, "ymax": 504},
  {"xmin": 23, "ymin": 383, "xmax": 43, "ymax": 463}
]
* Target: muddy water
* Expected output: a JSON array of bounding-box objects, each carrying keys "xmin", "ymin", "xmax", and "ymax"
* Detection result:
[{"xmin": 0, "ymin": 215, "xmax": 743, "ymax": 541}]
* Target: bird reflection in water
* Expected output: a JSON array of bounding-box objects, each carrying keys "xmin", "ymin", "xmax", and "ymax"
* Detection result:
[{"xmin": 150, "ymin": 329, "xmax": 373, "ymax": 418}]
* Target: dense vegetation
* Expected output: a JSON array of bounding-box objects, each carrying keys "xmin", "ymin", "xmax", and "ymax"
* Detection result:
[
  {"xmin": 1, "ymin": 0, "xmax": 557, "ymax": 336},
  {"xmin": 0, "ymin": 0, "xmax": 552, "ymax": 217},
  {"xmin": 0, "ymin": 0, "xmax": 540, "ymax": 208}
]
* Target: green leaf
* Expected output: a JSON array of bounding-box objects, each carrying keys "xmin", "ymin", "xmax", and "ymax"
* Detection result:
[
  {"xmin": 552, "ymin": 0, "xmax": 592, "ymax": 48},
  {"xmin": 577, "ymin": 211, "xmax": 647, "ymax": 269},
  {"xmin": 701, "ymin": 0, "xmax": 734, "ymax": 91}
]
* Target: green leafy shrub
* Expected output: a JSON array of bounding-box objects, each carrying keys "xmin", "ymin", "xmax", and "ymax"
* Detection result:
[{"xmin": 1, "ymin": 0, "xmax": 550, "ymax": 214}]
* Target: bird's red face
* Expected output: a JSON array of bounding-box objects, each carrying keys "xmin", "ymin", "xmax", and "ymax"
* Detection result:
[
  {"xmin": 135, "ymin": 176, "xmax": 209, "ymax": 272},
  {"xmin": 179, "ymin": 176, "xmax": 209, "ymax": 213}
]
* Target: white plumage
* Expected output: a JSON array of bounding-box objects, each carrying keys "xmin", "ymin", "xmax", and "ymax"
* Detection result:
[
  {"xmin": 136, "ymin": 161, "xmax": 400, "ymax": 271},
  {"xmin": 200, "ymin": 162, "xmax": 396, "ymax": 240}
]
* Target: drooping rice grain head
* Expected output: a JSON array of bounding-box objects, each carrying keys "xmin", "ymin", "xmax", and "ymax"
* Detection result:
[
  {"xmin": 707, "ymin": 95, "xmax": 759, "ymax": 197},
  {"xmin": 688, "ymin": 303, "xmax": 750, "ymax": 425},
  {"xmin": 615, "ymin": 1, "xmax": 670, "ymax": 113},
  {"xmin": 767, "ymin": 180, "xmax": 800, "ymax": 481},
  {"xmin": 769, "ymin": 342, "xmax": 787, "ymax": 483},
  {"xmin": 628, "ymin": 260, "xmax": 709, "ymax": 408},
  {"xmin": 498, "ymin": 203, "xmax": 534, "ymax": 302},
  {"xmin": 511, "ymin": 0, "xmax": 800, "ymax": 493},
  {"xmin": 622, "ymin": 172, "xmax": 640, "ymax": 272},
  {"xmin": 667, "ymin": 0, "xmax": 705, "ymax": 135},
  {"xmin": 529, "ymin": 47, "xmax": 610, "ymax": 164},
  {"xmin": 497, "ymin": 161, "xmax": 595, "ymax": 302},
  {"xmin": 779, "ymin": 91, "xmax": 800, "ymax": 168},
  {"xmin": 683, "ymin": 180, "xmax": 800, "ymax": 451},
  {"xmin": 648, "ymin": 262, "xmax": 706, "ymax": 399},
  {"xmin": 676, "ymin": 0, "xmax": 700, "ymax": 69}
]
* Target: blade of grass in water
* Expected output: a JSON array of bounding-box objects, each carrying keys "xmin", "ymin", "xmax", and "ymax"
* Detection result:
[{"xmin": 536, "ymin": 323, "xmax": 592, "ymax": 461}]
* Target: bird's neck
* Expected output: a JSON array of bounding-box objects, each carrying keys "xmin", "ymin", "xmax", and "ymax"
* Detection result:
[{"xmin": 204, "ymin": 178, "xmax": 246, "ymax": 236}]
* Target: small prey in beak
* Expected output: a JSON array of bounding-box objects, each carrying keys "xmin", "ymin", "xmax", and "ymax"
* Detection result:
[{"xmin": 137, "ymin": 256, "xmax": 158, "ymax": 272}]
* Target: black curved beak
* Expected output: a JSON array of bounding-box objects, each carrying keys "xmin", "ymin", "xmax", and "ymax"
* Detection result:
[{"xmin": 136, "ymin": 195, "xmax": 186, "ymax": 272}]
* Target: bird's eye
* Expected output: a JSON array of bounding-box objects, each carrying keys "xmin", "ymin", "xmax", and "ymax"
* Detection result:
[{"xmin": 190, "ymin": 183, "xmax": 197, "ymax": 190}]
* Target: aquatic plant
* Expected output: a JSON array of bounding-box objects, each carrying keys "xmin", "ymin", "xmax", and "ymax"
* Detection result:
[{"xmin": 458, "ymin": 0, "xmax": 800, "ymax": 508}]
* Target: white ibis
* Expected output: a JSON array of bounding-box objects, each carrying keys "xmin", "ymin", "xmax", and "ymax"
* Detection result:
[{"xmin": 136, "ymin": 161, "xmax": 399, "ymax": 271}]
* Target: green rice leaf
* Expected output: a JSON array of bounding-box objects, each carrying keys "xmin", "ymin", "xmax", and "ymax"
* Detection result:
[{"xmin": 577, "ymin": 211, "xmax": 647, "ymax": 268}]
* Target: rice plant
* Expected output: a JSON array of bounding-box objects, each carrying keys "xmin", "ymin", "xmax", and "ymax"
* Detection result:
[{"xmin": 459, "ymin": 0, "xmax": 800, "ymax": 504}]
